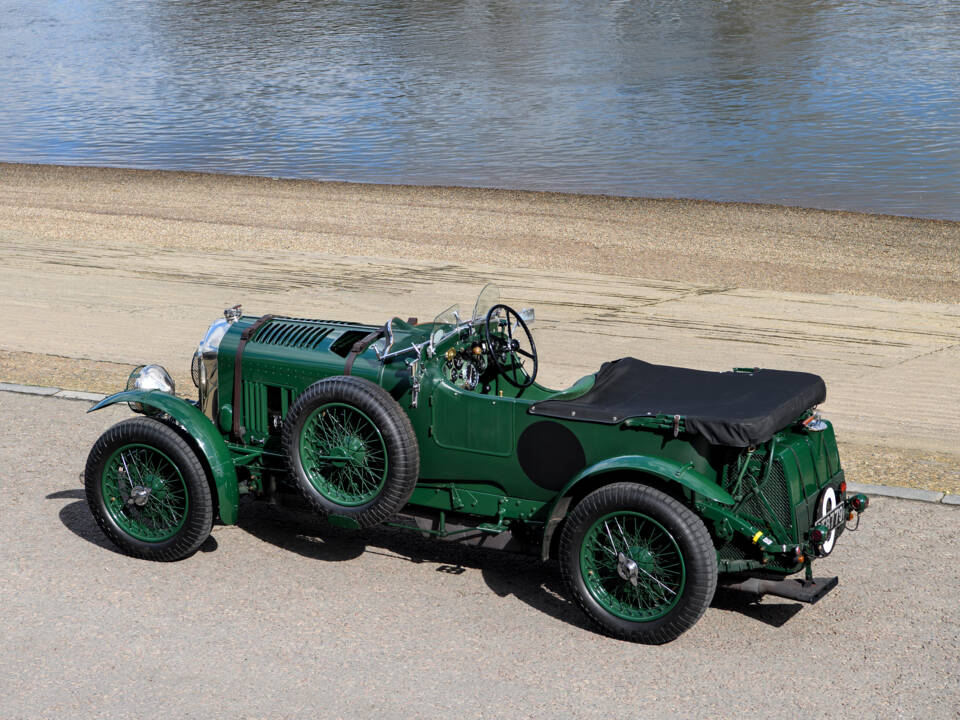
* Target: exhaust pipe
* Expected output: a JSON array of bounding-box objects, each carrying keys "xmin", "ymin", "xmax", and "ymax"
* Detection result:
[{"xmin": 720, "ymin": 576, "xmax": 838, "ymax": 604}]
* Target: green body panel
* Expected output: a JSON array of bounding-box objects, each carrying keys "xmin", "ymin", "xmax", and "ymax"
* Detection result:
[
  {"xmin": 409, "ymin": 484, "xmax": 545, "ymax": 520},
  {"xmin": 88, "ymin": 390, "xmax": 240, "ymax": 524},
  {"xmin": 536, "ymin": 455, "xmax": 734, "ymax": 561},
  {"xmin": 560, "ymin": 455, "xmax": 735, "ymax": 506},
  {"xmin": 212, "ymin": 315, "xmax": 845, "ymax": 559},
  {"xmin": 706, "ymin": 422, "xmax": 845, "ymax": 573},
  {"xmin": 432, "ymin": 390, "xmax": 514, "ymax": 456},
  {"xmin": 101, "ymin": 308, "xmax": 850, "ymax": 577},
  {"xmin": 215, "ymin": 316, "xmax": 390, "ymax": 442}
]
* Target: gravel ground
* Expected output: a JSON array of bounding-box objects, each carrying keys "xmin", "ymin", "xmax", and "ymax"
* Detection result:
[
  {"xmin": 1, "ymin": 392, "xmax": 958, "ymax": 719},
  {"xmin": 2, "ymin": 163, "xmax": 958, "ymax": 303}
]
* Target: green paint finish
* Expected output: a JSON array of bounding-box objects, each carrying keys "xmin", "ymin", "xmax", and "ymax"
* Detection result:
[
  {"xmin": 101, "ymin": 443, "xmax": 188, "ymax": 542},
  {"xmin": 243, "ymin": 381, "xmax": 269, "ymax": 437},
  {"xmin": 299, "ymin": 402, "xmax": 388, "ymax": 506},
  {"xmin": 205, "ymin": 311, "xmax": 846, "ymax": 566},
  {"xmin": 92, "ymin": 294, "xmax": 853, "ymax": 589},
  {"xmin": 88, "ymin": 390, "xmax": 240, "ymax": 524},
  {"xmin": 409, "ymin": 484, "xmax": 545, "ymax": 520},
  {"xmin": 432, "ymin": 385, "xmax": 513, "ymax": 456},
  {"xmin": 768, "ymin": 424, "xmax": 844, "ymax": 540},
  {"xmin": 563, "ymin": 456, "xmax": 735, "ymax": 507},
  {"xmin": 580, "ymin": 511, "xmax": 685, "ymax": 621}
]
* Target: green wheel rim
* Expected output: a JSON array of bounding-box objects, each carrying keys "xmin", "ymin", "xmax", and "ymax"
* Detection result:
[
  {"xmin": 580, "ymin": 511, "xmax": 686, "ymax": 622},
  {"xmin": 101, "ymin": 444, "xmax": 189, "ymax": 542},
  {"xmin": 299, "ymin": 403, "xmax": 388, "ymax": 506}
]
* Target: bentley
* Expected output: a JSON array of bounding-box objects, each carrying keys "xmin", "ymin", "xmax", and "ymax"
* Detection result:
[{"xmin": 84, "ymin": 284, "xmax": 867, "ymax": 643}]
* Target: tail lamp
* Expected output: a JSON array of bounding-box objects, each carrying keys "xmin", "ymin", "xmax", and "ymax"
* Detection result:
[
  {"xmin": 809, "ymin": 525, "xmax": 828, "ymax": 545},
  {"xmin": 848, "ymin": 494, "xmax": 869, "ymax": 513}
]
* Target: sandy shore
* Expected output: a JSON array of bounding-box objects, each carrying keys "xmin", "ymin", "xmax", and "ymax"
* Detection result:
[
  {"xmin": 2, "ymin": 162, "xmax": 958, "ymax": 303},
  {"xmin": 0, "ymin": 162, "xmax": 958, "ymax": 493}
]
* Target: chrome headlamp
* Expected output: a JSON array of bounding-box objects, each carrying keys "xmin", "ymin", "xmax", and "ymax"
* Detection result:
[
  {"xmin": 195, "ymin": 308, "xmax": 238, "ymax": 422},
  {"xmin": 126, "ymin": 364, "xmax": 176, "ymax": 415}
]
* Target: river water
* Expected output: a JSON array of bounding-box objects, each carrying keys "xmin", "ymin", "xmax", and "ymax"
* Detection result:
[{"xmin": 1, "ymin": 0, "xmax": 958, "ymax": 219}]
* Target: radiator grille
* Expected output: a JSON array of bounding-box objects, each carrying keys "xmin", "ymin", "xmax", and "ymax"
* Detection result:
[
  {"xmin": 252, "ymin": 318, "xmax": 333, "ymax": 350},
  {"xmin": 242, "ymin": 381, "xmax": 269, "ymax": 435},
  {"xmin": 241, "ymin": 382, "xmax": 293, "ymax": 436}
]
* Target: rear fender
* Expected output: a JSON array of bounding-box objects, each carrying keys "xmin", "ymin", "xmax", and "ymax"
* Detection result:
[
  {"xmin": 539, "ymin": 455, "xmax": 734, "ymax": 561},
  {"xmin": 88, "ymin": 390, "xmax": 239, "ymax": 525}
]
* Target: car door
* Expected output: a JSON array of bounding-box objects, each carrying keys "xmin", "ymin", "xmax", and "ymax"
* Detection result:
[{"xmin": 430, "ymin": 380, "xmax": 515, "ymax": 457}]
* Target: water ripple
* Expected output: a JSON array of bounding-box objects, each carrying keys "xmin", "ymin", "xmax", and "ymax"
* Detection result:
[{"xmin": 0, "ymin": 0, "xmax": 958, "ymax": 218}]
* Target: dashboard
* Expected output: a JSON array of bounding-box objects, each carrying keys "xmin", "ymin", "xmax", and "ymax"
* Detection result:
[{"xmin": 441, "ymin": 339, "xmax": 493, "ymax": 392}]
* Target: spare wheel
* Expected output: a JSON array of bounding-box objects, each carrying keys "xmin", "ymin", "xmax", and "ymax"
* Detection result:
[{"xmin": 282, "ymin": 376, "xmax": 419, "ymax": 528}]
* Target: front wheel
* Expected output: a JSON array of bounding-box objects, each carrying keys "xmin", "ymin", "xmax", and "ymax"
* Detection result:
[
  {"xmin": 84, "ymin": 417, "xmax": 214, "ymax": 561},
  {"xmin": 559, "ymin": 483, "xmax": 717, "ymax": 644}
]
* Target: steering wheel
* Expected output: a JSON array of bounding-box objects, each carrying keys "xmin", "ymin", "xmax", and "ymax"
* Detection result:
[{"xmin": 484, "ymin": 304, "xmax": 538, "ymax": 388}]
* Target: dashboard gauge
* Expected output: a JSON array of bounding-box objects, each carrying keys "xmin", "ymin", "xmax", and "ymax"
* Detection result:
[{"xmin": 462, "ymin": 362, "xmax": 480, "ymax": 391}]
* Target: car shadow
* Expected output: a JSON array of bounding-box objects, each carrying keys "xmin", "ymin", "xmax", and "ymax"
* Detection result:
[
  {"xmin": 239, "ymin": 502, "xmax": 592, "ymax": 633},
  {"xmin": 49, "ymin": 489, "xmax": 798, "ymax": 634},
  {"xmin": 238, "ymin": 504, "xmax": 369, "ymax": 563},
  {"xmin": 48, "ymin": 487, "xmax": 218, "ymax": 555},
  {"xmin": 48, "ymin": 488, "xmax": 121, "ymax": 554},
  {"xmin": 710, "ymin": 587, "xmax": 803, "ymax": 628}
]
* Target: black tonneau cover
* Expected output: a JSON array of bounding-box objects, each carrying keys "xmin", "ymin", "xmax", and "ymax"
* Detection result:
[{"xmin": 530, "ymin": 357, "xmax": 826, "ymax": 447}]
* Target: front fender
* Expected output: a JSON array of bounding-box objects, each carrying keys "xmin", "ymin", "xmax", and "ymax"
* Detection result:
[
  {"xmin": 539, "ymin": 454, "xmax": 734, "ymax": 561},
  {"xmin": 88, "ymin": 390, "xmax": 239, "ymax": 525}
]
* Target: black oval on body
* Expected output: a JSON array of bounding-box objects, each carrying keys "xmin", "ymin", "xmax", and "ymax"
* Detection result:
[{"xmin": 517, "ymin": 421, "xmax": 586, "ymax": 490}]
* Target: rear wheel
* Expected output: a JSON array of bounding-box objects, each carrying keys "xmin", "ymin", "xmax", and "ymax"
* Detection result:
[
  {"xmin": 84, "ymin": 417, "xmax": 214, "ymax": 561},
  {"xmin": 559, "ymin": 482, "xmax": 717, "ymax": 643}
]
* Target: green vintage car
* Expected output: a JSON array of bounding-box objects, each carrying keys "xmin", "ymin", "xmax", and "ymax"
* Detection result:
[{"xmin": 84, "ymin": 284, "xmax": 867, "ymax": 643}]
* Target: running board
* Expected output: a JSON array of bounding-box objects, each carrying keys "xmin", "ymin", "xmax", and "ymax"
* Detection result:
[{"xmin": 720, "ymin": 576, "xmax": 838, "ymax": 604}]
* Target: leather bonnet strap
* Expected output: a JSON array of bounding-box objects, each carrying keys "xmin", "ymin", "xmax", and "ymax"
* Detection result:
[{"xmin": 343, "ymin": 325, "xmax": 386, "ymax": 376}]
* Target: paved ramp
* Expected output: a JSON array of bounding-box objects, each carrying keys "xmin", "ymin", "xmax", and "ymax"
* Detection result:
[{"xmin": 2, "ymin": 234, "xmax": 958, "ymax": 460}]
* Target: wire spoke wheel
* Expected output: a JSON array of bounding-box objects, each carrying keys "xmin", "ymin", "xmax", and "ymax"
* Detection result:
[
  {"xmin": 283, "ymin": 376, "xmax": 419, "ymax": 528},
  {"xmin": 101, "ymin": 443, "xmax": 189, "ymax": 542},
  {"xmin": 580, "ymin": 511, "xmax": 685, "ymax": 622},
  {"xmin": 559, "ymin": 483, "xmax": 717, "ymax": 643},
  {"xmin": 299, "ymin": 403, "xmax": 388, "ymax": 506},
  {"xmin": 85, "ymin": 417, "xmax": 213, "ymax": 561}
]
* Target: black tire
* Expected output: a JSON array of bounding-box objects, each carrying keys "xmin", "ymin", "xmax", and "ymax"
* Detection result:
[
  {"xmin": 559, "ymin": 482, "xmax": 717, "ymax": 644},
  {"xmin": 84, "ymin": 417, "xmax": 214, "ymax": 561},
  {"xmin": 282, "ymin": 376, "xmax": 419, "ymax": 528}
]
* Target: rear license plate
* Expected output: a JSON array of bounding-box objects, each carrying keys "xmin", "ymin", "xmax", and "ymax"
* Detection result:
[{"xmin": 815, "ymin": 503, "xmax": 845, "ymax": 531}]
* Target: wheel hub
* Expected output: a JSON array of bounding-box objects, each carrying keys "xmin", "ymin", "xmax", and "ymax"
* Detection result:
[
  {"xmin": 632, "ymin": 546, "xmax": 656, "ymax": 573},
  {"xmin": 617, "ymin": 551, "xmax": 639, "ymax": 587},
  {"xmin": 128, "ymin": 485, "xmax": 151, "ymax": 507},
  {"xmin": 329, "ymin": 435, "xmax": 366, "ymax": 467}
]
